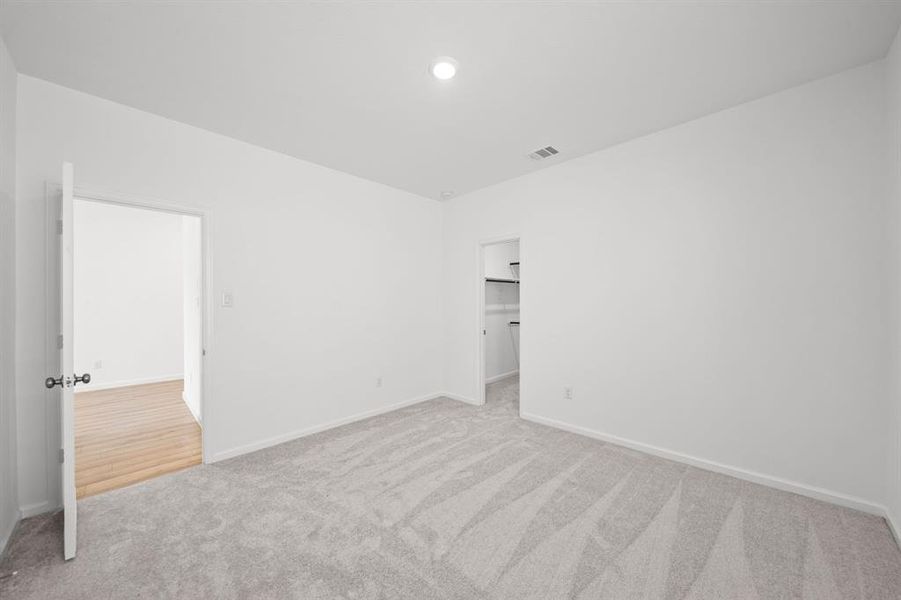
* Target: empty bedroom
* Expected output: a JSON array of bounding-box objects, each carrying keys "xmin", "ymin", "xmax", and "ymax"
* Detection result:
[{"xmin": 2, "ymin": 1, "xmax": 901, "ymax": 598}]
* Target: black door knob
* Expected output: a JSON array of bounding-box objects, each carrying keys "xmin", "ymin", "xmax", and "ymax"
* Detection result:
[
  {"xmin": 45, "ymin": 376, "xmax": 63, "ymax": 389},
  {"xmin": 74, "ymin": 373, "xmax": 91, "ymax": 386}
]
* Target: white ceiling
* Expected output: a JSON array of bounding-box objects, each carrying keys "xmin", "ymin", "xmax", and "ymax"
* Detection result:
[{"xmin": 2, "ymin": 1, "xmax": 900, "ymax": 200}]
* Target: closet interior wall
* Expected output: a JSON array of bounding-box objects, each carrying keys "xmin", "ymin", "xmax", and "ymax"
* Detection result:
[{"xmin": 484, "ymin": 240, "xmax": 520, "ymax": 383}]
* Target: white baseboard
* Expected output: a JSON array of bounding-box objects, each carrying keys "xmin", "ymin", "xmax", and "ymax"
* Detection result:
[
  {"xmin": 182, "ymin": 391, "xmax": 202, "ymax": 427},
  {"xmin": 438, "ymin": 392, "xmax": 482, "ymax": 406},
  {"xmin": 18, "ymin": 500, "xmax": 54, "ymax": 519},
  {"xmin": 486, "ymin": 370, "xmax": 519, "ymax": 384},
  {"xmin": 209, "ymin": 392, "xmax": 448, "ymax": 463},
  {"xmin": 78, "ymin": 374, "xmax": 183, "ymax": 392},
  {"xmin": 885, "ymin": 509, "xmax": 901, "ymax": 549},
  {"xmin": 521, "ymin": 411, "xmax": 886, "ymax": 517},
  {"xmin": 0, "ymin": 511, "xmax": 18, "ymax": 559}
]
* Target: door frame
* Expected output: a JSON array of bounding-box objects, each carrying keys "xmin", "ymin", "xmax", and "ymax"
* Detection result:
[
  {"xmin": 44, "ymin": 182, "xmax": 214, "ymax": 504},
  {"xmin": 477, "ymin": 234, "xmax": 521, "ymax": 407}
]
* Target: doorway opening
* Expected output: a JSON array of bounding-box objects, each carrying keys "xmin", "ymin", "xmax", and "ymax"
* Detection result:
[
  {"xmin": 480, "ymin": 237, "xmax": 520, "ymax": 412},
  {"xmin": 72, "ymin": 199, "xmax": 203, "ymax": 498}
]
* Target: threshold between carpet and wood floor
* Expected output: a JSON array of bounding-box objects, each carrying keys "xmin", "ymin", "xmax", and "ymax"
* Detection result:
[{"xmin": 2, "ymin": 376, "xmax": 900, "ymax": 598}]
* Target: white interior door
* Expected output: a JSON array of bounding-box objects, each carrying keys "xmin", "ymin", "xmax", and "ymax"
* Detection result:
[{"xmin": 59, "ymin": 162, "xmax": 77, "ymax": 559}]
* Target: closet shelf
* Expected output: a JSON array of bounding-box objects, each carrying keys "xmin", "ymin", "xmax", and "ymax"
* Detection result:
[
  {"xmin": 486, "ymin": 277, "xmax": 520, "ymax": 284},
  {"xmin": 486, "ymin": 304, "xmax": 519, "ymax": 312}
]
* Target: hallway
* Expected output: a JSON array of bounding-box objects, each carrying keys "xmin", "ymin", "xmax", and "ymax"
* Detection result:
[{"xmin": 75, "ymin": 379, "xmax": 201, "ymax": 498}]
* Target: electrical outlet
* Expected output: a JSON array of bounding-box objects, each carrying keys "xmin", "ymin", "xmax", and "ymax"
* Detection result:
[
  {"xmin": 376, "ymin": 376, "xmax": 383, "ymax": 388},
  {"xmin": 94, "ymin": 360, "xmax": 103, "ymax": 369},
  {"xmin": 564, "ymin": 386, "xmax": 573, "ymax": 400}
]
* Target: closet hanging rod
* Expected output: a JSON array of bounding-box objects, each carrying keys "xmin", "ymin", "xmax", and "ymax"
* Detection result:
[
  {"xmin": 486, "ymin": 277, "xmax": 520, "ymax": 284},
  {"xmin": 509, "ymin": 321, "xmax": 520, "ymax": 326},
  {"xmin": 509, "ymin": 262, "xmax": 520, "ymax": 266}
]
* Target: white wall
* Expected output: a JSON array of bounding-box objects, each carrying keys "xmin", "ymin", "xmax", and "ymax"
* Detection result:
[
  {"xmin": 484, "ymin": 241, "xmax": 519, "ymax": 381},
  {"xmin": 885, "ymin": 27, "xmax": 901, "ymax": 535},
  {"xmin": 182, "ymin": 215, "xmax": 202, "ymax": 423},
  {"xmin": 484, "ymin": 240, "xmax": 519, "ymax": 280},
  {"xmin": 443, "ymin": 62, "xmax": 890, "ymax": 510},
  {"xmin": 15, "ymin": 76, "xmax": 443, "ymax": 514},
  {"xmin": 9, "ymin": 44, "xmax": 898, "ymax": 524},
  {"xmin": 74, "ymin": 200, "xmax": 184, "ymax": 389},
  {"xmin": 0, "ymin": 35, "xmax": 18, "ymax": 553}
]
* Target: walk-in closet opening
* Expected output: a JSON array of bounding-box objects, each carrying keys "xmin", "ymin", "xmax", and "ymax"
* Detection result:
[{"xmin": 480, "ymin": 238, "xmax": 520, "ymax": 410}]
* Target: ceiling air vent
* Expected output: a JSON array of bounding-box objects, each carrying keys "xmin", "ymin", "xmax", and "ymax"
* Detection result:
[{"xmin": 529, "ymin": 146, "xmax": 559, "ymax": 160}]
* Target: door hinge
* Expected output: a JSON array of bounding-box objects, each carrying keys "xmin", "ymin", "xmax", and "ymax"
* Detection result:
[
  {"xmin": 57, "ymin": 334, "xmax": 64, "ymax": 349},
  {"xmin": 59, "ymin": 448, "xmax": 64, "ymax": 463},
  {"xmin": 56, "ymin": 219, "xmax": 63, "ymax": 235}
]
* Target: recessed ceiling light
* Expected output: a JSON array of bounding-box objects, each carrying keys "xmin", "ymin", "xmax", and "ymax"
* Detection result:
[
  {"xmin": 430, "ymin": 57, "xmax": 458, "ymax": 80},
  {"xmin": 440, "ymin": 190, "xmax": 455, "ymax": 200}
]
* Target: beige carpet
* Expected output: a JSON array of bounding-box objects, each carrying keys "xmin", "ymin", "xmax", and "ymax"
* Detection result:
[{"xmin": 2, "ymin": 376, "xmax": 901, "ymax": 599}]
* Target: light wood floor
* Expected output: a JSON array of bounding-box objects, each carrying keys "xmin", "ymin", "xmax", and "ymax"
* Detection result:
[{"xmin": 75, "ymin": 379, "xmax": 201, "ymax": 499}]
